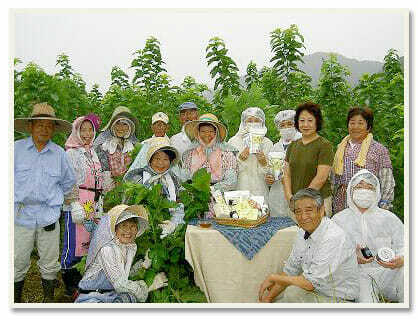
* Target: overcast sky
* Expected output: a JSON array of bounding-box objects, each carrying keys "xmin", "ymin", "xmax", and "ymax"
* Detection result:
[{"xmin": 13, "ymin": 9, "xmax": 407, "ymax": 92}]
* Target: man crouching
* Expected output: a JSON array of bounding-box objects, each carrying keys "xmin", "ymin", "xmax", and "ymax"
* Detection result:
[{"xmin": 258, "ymin": 188, "xmax": 359, "ymax": 303}]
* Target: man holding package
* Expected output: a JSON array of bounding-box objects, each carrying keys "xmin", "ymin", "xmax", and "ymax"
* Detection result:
[
  {"xmin": 14, "ymin": 103, "xmax": 76, "ymax": 303},
  {"xmin": 258, "ymin": 188, "xmax": 359, "ymax": 303}
]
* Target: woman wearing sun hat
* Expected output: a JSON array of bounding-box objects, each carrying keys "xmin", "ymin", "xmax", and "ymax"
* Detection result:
[
  {"xmin": 124, "ymin": 137, "xmax": 182, "ymax": 201},
  {"xmin": 183, "ymin": 113, "xmax": 238, "ymax": 195},
  {"xmin": 124, "ymin": 137, "xmax": 185, "ymax": 238},
  {"xmin": 93, "ymin": 106, "xmax": 139, "ymax": 185},
  {"xmin": 75, "ymin": 204, "xmax": 168, "ymax": 303}
]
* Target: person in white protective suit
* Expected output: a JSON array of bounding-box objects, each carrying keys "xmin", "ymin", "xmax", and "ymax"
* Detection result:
[
  {"xmin": 228, "ymin": 107, "xmax": 273, "ymax": 199},
  {"xmin": 265, "ymin": 110, "xmax": 302, "ymax": 217},
  {"xmin": 332, "ymin": 169, "xmax": 404, "ymax": 303}
]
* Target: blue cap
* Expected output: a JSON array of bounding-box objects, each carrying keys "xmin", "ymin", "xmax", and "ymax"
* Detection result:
[{"xmin": 178, "ymin": 102, "xmax": 198, "ymax": 112}]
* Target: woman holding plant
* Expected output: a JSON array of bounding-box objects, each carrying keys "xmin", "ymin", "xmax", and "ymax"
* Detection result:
[
  {"xmin": 282, "ymin": 102, "xmax": 334, "ymax": 217},
  {"xmin": 124, "ymin": 137, "xmax": 184, "ymax": 238},
  {"xmin": 228, "ymin": 107, "xmax": 273, "ymax": 200},
  {"xmin": 75, "ymin": 204, "xmax": 168, "ymax": 303}
]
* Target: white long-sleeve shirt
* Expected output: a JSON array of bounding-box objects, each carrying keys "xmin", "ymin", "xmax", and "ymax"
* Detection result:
[
  {"xmin": 284, "ymin": 217, "xmax": 359, "ymax": 301},
  {"xmin": 81, "ymin": 239, "xmax": 148, "ymax": 302}
]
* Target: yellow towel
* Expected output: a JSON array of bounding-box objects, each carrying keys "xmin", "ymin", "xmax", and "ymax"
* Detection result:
[{"xmin": 333, "ymin": 133, "xmax": 373, "ymax": 175}]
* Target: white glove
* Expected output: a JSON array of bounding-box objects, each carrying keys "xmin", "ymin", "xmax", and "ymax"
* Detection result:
[
  {"xmin": 102, "ymin": 171, "xmax": 115, "ymax": 192},
  {"xmin": 129, "ymin": 259, "xmax": 144, "ymax": 278},
  {"xmin": 71, "ymin": 201, "xmax": 85, "ymax": 224},
  {"xmin": 170, "ymin": 204, "xmax": 185, "ymax": 226},
  {"xmin": 159, "ymin": 220, "xmax": 177, "ymax": 239},
  {"xmin": 147, "ymin": 272, "xmax": 168, "ymax": 292},
  {"xmin": 142, "ymin": 249, "xmax": 152, "ymax": 269}
]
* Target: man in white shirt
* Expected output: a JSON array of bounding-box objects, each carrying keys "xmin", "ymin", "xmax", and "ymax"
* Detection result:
[
  {"xmin": 258, "ymin": 188, "xmax": 359, "ymax": 303},
  {"xmin": 169, "ymin": 102, "xmax": 199, "ymax": 181},
  {"xmin": 169, "ymin": 102, "xmax": 199, "ymax": 157}
]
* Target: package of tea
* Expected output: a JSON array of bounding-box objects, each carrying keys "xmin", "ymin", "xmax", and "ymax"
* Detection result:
[{"xmin": 268, "ymin": 151, "xmax": 286, "ymax": 180}]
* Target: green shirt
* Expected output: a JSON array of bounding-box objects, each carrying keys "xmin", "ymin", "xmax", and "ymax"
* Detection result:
[{"xmin": 285, "ymin": 136, "xmax": 334, "ymax": 198}]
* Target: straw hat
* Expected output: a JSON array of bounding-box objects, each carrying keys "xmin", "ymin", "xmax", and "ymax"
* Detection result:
[
  {"xmin": 14, "ymin": 102, "xmax": 72, "ymax": 134},
  {"xmin": 101, "ymin": 106, "xmax": 139, "ymax": 133},
  {"xmin": 108, "ymin": 204, "xmax": 149, "ymax": 238},
  {"xmin": 146, "ymin": 137, "xmax": 180, "ymax": 166},
  {"xmin": 184, "ymin": 113, "xmax": 227, "ymax": 142}
]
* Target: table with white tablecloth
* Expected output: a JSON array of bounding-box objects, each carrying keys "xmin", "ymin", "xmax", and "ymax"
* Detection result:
[{"xmin": 185, "ymin": 224, "xmax": 298, "ymax": 303}]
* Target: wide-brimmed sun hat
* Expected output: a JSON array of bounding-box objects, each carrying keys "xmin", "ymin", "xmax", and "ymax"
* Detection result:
[
  {"xmin": 146, "ymin": 137, "xmax": 180, "ymax": 166},
  {"xmin": 101, "ymin": 106, "xmax": 139, "ymax": 134},
  {"xmin": 108, "ymin": 204, "xmax": 149, "ymax": 238},
  {"xmin": 14, "ymin": 102, "xmax": 72, "ymax": 134},
  {"xmin": 184, "ymin": 113, "xmax": 227, "ymax": 142}
]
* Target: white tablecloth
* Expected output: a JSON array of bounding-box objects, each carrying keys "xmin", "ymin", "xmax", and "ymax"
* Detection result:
[{"xmin": 185, "ymin": 224, "xmax": 298, "ymax": 303}]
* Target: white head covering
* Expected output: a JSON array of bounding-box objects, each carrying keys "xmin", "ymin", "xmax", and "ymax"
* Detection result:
[
  {"xmin": 347, "ymin": 169, "xmax": 381, "ymax": 215},
  {"xmin": 238, "ymin": 107, "xmax": 267, "ymax": 136},
  {"xmin": 274, "ymin": 110, "xmax": 296, "ymax": 127},
  {"xmin": 85, "ymin": 204, "xmax": 148, "ymax": 270},
  {"xmin": 346, "ymin": 169, "xmax": 382, "ymax": 247}
]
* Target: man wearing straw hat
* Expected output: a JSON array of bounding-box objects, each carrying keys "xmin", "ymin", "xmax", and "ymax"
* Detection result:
[{"xmin": 14, "ymin": 102, "xmax": 76, "ymax": 303}]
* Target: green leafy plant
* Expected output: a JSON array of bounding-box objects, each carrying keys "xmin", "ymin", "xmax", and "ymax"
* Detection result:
[{"xmin": 206, "ymin": 36, "xmax": 241, "ymax": 102}]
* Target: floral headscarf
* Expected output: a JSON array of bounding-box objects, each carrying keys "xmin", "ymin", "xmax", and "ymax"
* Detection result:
[{"xmin": 65, "ymin": 114, "xmax": 101, "ymax": 150}]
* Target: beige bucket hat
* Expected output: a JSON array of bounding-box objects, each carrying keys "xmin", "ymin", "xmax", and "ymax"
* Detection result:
[
  {"xmin": 102, "ymin": 106, "xmax": 139, "ymax": 134},
  {"xmin": 146, "ymin": 137, "xmax": 180, "ymax": 166},
  {"xmin": 108, "ymin": 204, "xmax": 149, "ymax": 238},
  {"xmin": 184, "ymin": 113, "xmax": 227, "ymax": 142},
  {"xmin": 14, "ymin": 102, "xmax": 72, "ymax": 134}
]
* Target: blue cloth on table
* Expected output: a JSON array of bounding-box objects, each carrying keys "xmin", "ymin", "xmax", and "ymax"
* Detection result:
[{"xmin": 189, "ymin": 216, "xmax": 296, "ymax": 260}]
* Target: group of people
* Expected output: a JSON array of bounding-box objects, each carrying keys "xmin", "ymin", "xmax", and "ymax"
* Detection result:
[{"xmin": 13, "ymin": 99, "xmax": 404, "ymax": 304}]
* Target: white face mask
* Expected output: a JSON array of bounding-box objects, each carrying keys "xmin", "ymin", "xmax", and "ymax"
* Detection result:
[
  {"xmin": 246, "ymin": 122, "xmax": 262, "ymax": 131},
  {"xmin": 352, "ymin": 189, "xmax": 376, "ymax": 209},
  {"xmin": 279, "ymin": 127, "xmax": 297, "ymax": 141}
]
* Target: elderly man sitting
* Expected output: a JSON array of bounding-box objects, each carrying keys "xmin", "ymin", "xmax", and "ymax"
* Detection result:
[
  {"xmin": 332, "ymin": 169, "xmax": 404, "ymax": 303},
  {"xmin": 14, "ymin": 103, "xmax": 76, "ymax": 303},
  {"xmin": 258, "ymin": 188, "xmax": 359, "ymax": 303}
]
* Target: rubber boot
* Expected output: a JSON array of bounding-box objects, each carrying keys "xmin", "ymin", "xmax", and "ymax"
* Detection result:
[
  {"xmin": 14, "ymin": 281, "xmax": 24, "ymax": 303},
  {"xmin": 41, "ymin": 279, "xmax": 56, "ymax": 303},
  {"xmin": 61, "ymin": 268, "xmax": 82, "ymax": 298}
]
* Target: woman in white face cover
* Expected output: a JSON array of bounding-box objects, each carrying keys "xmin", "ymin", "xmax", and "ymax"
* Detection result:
[
  {"xmin": 332, "ymin": 169, "xmax": 404, "ymax": 303},
  {"xmin": 265, "ymin": 110, "xmax": 302, "ymax": 217},
  {"xmin": 228, "ymin": 107, "xmax": 273, "ymax": 200}
]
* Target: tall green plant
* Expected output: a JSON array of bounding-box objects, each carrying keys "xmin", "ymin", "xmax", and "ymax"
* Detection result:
[
  {"xmin": 269, "ymin": 25, "xmax": 307, "ymax": 107},
  {"xmin": 131, "ymin": 37, "xmax": 168, "ymax": 92},
  {"xmin": 111, "ymin": 66, "xmax": 130, "ymax": 89},
  {"xmin": 245, "ymin": 61, "xmax": 260, "ymax": 89},
  {"xmin": 206, "ymin": 37, "xmax": 241, "ymax": 101},
  {"xmin": 316, "ymin": 54, "xmax": 352, "ymax": 145}
]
